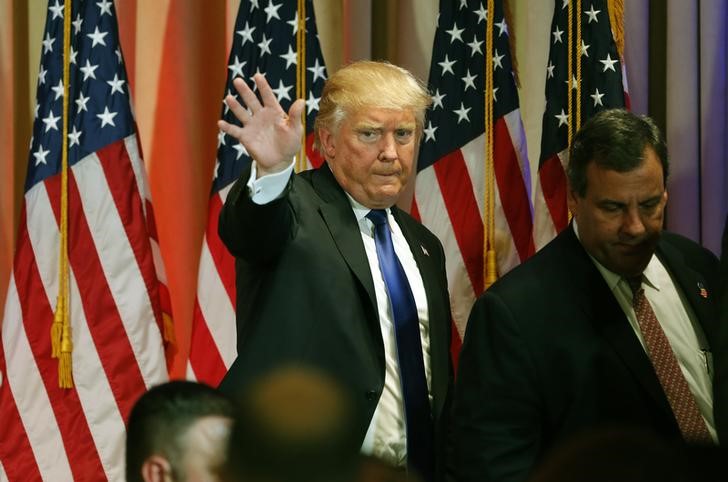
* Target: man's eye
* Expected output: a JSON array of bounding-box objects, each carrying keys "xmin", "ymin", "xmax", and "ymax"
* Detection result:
[
  {"xmin": 358, "ymin": 131, "xmax": 378, "ymax": 141},
  {"xmin": 396, "ymin": 129, "xmax": 414, "ymax": 140},
  {"xmin": 600, "ymin": 204, "xmax": 622, "ymax": 213}
]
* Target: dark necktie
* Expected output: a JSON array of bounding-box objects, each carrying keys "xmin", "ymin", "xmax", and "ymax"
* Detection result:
[
  {"xmin": 627, "ymin": 276, "xmax": 713, "ymax": 444},
  {"xmin": 367, "ymin": 209, "xmax": 434, "ymax": 480}
]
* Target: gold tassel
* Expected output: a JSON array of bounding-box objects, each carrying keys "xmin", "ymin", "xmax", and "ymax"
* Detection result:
[
  {"xmin": 51, "ymin": 296, "xmax": 64, "ymax": 358},
  {"xmin": 608, "ymin": 0, "xmax": 625, "ymax": 59},
  {"xmin": 484, "ymin": 249, "xmax": 498, "ymax": 290},
  {"xmin": 58, "ymin": 318, "xmax": 73, "ymax": 388}
]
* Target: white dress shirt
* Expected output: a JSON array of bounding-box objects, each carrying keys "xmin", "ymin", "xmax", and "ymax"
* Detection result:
[{"xmin": 248, "ymin": 161, "xmax": 433, "ymax": 466}]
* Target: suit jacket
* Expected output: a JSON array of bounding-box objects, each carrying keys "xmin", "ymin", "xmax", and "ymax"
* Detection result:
[
  {"xmin": 451, "ymin": 225, "xmax": 722, "ymax": 482},
  {"xmin": 714, "ymin": 216, "xmax": 728, "ymax": 439},
  {"xmin": 218, "ymin": 163, "xmax": 453, "ymax": 480}
]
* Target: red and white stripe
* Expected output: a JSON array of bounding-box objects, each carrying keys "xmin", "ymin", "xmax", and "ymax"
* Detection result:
[
  {"xmin": 187, "ymin": 185, "xmax": 237, "ymax": 384},
  {"xmin": 533, "ymin": 150, "xmax": 567, "ymax": 250},
  {"xmin": 0, "ymin": 134, "xmax": 168, "ymax": 481},
  {"xmin": 414, "ymin": 109, "xmax": 534, "ymax": 345}
]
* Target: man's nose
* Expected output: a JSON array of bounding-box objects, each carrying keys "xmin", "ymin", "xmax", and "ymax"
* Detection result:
[
  {"xmin": 379, "ymin": 134, "xmax": 398, "ymax": 160},
  {"xmin": 621, "ymin": 207, "xmax": 646, "ymax": 237}
]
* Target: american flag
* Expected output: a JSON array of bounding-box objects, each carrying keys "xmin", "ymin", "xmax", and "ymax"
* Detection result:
[
  {"xmin": 534, "ymin": 0, "xmax": 627, "ymax": 248},
  {"xmin": 0, "ymin": 1, "xmax": 170, "ymax": 480},
  {"xmin": 187, "ymin": 0, "xmax": 326, "ymax": 385},
  {"xmin": 414, "ymin": 0, "xmax": 534, "ymax": 351}
]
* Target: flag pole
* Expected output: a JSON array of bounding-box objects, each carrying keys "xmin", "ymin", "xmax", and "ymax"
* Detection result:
[
  {"xmin": 575, "ymin": 0, "xmax": 583, "ymax": 132},
  {"xmin": 296, "ymin": 0, "xmax": 307, "ymax": 172}
]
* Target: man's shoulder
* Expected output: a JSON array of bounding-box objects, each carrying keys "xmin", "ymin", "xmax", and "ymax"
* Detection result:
[
  {"xmin": 660, "ymin": 231, "xmax": 719, "ymax": 262},
  {"xmin": 658, "ymin": 231, "xmax": 720, "ymax": 279}
]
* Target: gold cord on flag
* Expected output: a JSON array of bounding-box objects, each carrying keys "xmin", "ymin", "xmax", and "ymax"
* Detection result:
[
  {"xmin": 483, "ymin": 0, "xmax": 497, "ymax": 290},
  {"xmin": 53, "ymin": 0, "xmax": 74, "ymax": 389},
  {"xmin": 295, "ymin": 0, "xmax": 307, "ymax": 173},
  {"xmin": 565, "ymin": 0, "xmax": 584, "ymax": 224}
]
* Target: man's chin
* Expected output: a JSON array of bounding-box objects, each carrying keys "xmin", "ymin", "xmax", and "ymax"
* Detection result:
[{"xmin": 369, "ymin": 186, "xmax": 404, "ymax": 204}]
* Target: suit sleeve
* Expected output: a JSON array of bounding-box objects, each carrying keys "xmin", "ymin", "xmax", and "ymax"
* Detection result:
[
  {"xmin": 218, "ymin": 168, "xmax": 296, "ymax": 264},
  {"xmin": 451, "ymin": 291, "xmax": 542, "ymax": 482}
]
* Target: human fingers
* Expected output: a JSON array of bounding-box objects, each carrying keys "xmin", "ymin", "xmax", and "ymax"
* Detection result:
[
  {"xmin": 287, "ymin": 99, "xmax": 306, "ymax": 129},
  {"xmin": 218, "ymin": 119, "xmax": 244, "ymax": 141},
  {"xmin": 232, "ymin": 76, "xmax": 262, "ymax": 113},
  {"xmin": 254, "ymin": 73, "xmax": 285, "ymax": 113},
  {"xmin": 225, "ymin": 94, "xmax": 253, "ymax": 126}
]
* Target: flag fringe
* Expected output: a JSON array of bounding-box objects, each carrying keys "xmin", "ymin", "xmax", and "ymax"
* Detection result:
[
  {"xmin": 51, "ymin": 298, "xmax": 63, "ymax": 358},
  {"xmin": 608, "ymin": 0, "xmax": 625, "ymax": 59}
]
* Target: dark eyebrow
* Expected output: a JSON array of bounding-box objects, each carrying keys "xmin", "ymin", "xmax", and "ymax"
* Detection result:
[
  {"xmin": 597, "ymin": 199, "xmax": 625, "ymax": 208},
  {"xmin": 639, "ymin": 195, "xmax": 663, "ymax": 205}
]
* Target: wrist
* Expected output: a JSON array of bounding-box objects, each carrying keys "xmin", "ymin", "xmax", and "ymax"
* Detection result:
[{"xmin": 255, "ymin": 159, "xmax": 294, "ymax": 179}]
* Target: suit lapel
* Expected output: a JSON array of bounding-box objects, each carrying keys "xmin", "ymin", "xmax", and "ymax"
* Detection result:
[
  {"xmin": 312, "ymin": 165, "xmax": 378, "ymax": 314},
  {"xmin": 560, "ymin": 227, "xmax": 675, "ymax": 418}
]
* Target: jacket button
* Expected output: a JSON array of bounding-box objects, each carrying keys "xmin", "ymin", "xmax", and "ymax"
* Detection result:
[{"xmin": 365, "ymin": 390, "xmax": 378, "ymax": 401}]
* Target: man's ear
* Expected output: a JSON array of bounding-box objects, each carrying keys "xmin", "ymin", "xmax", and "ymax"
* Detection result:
[
  {"xmin": 141, "ymin": 455, "xmax": 173, "ymax": 482},
  {"xmin": 319, "ymin": 128, "xmax": 336, "ymax": 159},
  {"xmin": 566, "ymin": 188, "xmax": 578, "ymax": 214}
]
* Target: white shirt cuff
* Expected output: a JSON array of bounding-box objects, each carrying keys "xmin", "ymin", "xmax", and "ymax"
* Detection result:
[{"xmin": 246, "ymin": 159, "xmax": 295, "ymax": 205}]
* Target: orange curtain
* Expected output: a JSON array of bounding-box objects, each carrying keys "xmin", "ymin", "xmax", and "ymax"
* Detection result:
[{"xmin": 116, "ymin": 1, "xmax": 229, "ymax": 377}]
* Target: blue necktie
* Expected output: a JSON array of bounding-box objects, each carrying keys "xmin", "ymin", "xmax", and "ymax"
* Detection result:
[{"xmin": 367, "ymin": 209, "xmax": 434, "ymax": 481}]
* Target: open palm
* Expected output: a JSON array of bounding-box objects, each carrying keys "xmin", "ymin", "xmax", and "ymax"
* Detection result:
[{"xmin": 219, "ymin": 74, "xmax": 306, "ymax": 176}]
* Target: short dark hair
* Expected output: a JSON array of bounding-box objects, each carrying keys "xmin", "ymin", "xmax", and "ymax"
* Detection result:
[
  {"xmin": 567, "ymin": 109, "xmax": 668, "ymax": 197},
  {"xmin": 126, "ymin": 381, "xmax": 234, "ymax": 482}
]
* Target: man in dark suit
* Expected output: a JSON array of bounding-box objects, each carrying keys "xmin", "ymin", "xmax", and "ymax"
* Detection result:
[
  {"xmin": 452, "ymin": 109, "xmax": 723, "ymax": 482},
  {"xmin": 216, "ymin": 61, "xmax": 452, "ymax": 482}
]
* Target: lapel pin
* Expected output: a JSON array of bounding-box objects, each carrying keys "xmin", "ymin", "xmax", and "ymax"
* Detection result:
[
  {"xmin": 421, "ymin": 245, "xmax": 429, "ymax": 256},
  {"xmin": 697, "ymin": 281, "xmax": 708, "ymax": 299}
]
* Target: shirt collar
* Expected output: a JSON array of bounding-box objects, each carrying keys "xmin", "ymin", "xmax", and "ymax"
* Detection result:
[
  {"xmin": 572, "ymin": 221, "xmax": 661, "ymax": 292},
  {"xmin": 346, "ymin": 193, "xmax": 393, "ymax": 223}
]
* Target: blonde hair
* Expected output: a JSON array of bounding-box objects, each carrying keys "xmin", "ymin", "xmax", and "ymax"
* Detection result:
[{"xmin": 313, "ymin": 60, "xmax": 431, "ymax": 151}]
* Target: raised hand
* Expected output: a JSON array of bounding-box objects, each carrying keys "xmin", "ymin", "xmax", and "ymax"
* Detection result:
[{"xmin": 219, "ymin": 73, "xmax": 306, "ymax": 177}]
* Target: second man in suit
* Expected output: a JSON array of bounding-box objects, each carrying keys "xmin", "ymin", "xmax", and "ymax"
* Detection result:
[
  {"xmin": 452, "ymin": 109, "xmax": 724, "ymax": 482},
  {"xmin": 216, "ymin": 61, "xmax": 452, "ymax": 482}
]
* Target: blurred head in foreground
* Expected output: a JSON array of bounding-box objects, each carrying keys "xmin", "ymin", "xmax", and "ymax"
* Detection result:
[{"xmin": 222, "ymin": 365, "xmax": 361, "ymax": 482}]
